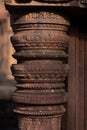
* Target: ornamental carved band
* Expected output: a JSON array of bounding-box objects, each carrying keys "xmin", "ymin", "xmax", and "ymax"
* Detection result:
[{"xmin": 5, "ymin": 3, "xmax": 70, "ymax": 130}]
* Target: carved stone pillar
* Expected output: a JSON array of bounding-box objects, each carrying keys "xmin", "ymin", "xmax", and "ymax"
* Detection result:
[{"xmin": 5, "ymin": 1, "xmax": 70, "ymax": 130}]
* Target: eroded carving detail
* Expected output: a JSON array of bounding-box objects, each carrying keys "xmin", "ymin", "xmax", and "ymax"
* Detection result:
[
  {"xmin": 10, "ymin": 12, "xmax": 69, "ymax": 24},
  {"xmin": 18, "ymin": 116, "xmax": 62, "ymax": 130}
]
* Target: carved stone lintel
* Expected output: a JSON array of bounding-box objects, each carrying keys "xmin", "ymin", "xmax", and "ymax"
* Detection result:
[{"xmin": 5, "ymin": 3, "xmax": 70, "ymax": 129}]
